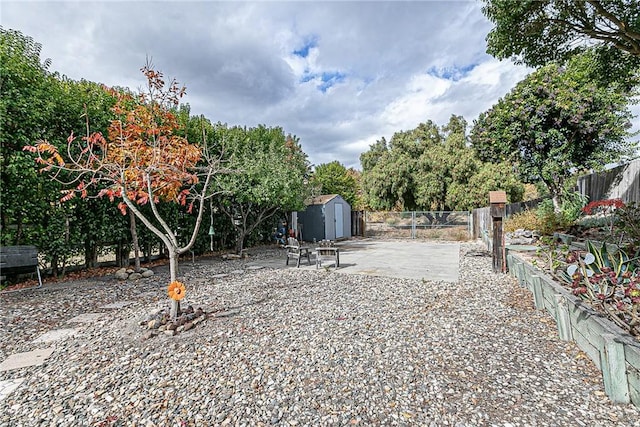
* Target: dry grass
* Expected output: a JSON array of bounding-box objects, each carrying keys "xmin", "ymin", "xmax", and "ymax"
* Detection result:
[{"xmin": 365, "ymin": 226, "xmax": 470, "ymax": 241}]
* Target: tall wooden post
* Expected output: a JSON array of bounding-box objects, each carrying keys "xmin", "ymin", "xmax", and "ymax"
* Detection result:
[{"xmin": 489, "ymin": 191, "xmax": 506, "ymax": 273}]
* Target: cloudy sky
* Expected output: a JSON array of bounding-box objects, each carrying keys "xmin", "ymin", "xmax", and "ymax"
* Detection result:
[{"xmin": 4, "ymin": 1, "xmax": 633, "ymax": 170}]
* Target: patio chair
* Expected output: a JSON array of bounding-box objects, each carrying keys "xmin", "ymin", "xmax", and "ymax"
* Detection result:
[
  {"xmin": 315, "ymin": 239, "xmax": 339, "ymax": 269},
  {"xmin": 285, "ymin": 237, "xmax": 311, "ymax": 267}
]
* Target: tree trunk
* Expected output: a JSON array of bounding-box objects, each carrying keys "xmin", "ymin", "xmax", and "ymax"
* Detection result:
[
  {"xmin": 129, "ymin": 211, "xmax": 141, "ymax": 272},
  {"xmin": 84, "ymin": 239, "xmax": 98, "ymax": 269},
  {"xmin": 51, "ymin": 254, "xmax": 59, "ymax": 277},
  {"xmin": 552, "ymin": 195, "xmax": 562, "ymax": 213},
  {"xmin": 168, "ymin": 248, "xmax": 180, "ymax": 320},
  {"xmin": 15, "ymin": 216, "xmax": 23, "ymax": 245},
  {"xmin": 236, "ymin": 229, "xmax": 245, "ymax": 255},
  {"xmin": 141, "ymin": 238, "xmax": 150, "ymax": 263},
  {"xmin": 116, "ymin": 241, "xmax": 130, "ymax": 268}
]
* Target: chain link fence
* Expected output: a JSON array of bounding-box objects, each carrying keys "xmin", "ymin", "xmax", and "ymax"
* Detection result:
[{"xmin": 364, "ymin": 211, "xmax": 471, "ymax": 239}]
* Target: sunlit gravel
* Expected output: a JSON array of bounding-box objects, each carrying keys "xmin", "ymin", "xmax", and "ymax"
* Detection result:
[{"xmin": 1, "ymin": 241, "xmax": 639, "ymax": 426}]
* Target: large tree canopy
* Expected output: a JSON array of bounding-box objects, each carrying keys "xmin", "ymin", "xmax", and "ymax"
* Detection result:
[
  {"xmin": 361, "ymin": 115, "xmax": 524, "ymax": 211},
  {"xmin": 1, "ymin": 28, "xmax": 56, "ymax": 245},
  {"xmin": 482, "ymin": 0, "xmax": 640, "ymax": 88},
  {"xmin": 0, "ymin": 28, "xmax": 131, "ymax": 274},
  {"xmin": 470, "ymin": 54, "xmax": 636, "ymax": 209},
  {"xmin": 483, "ymin": 0, "xmax": 640, "ymax": 61}
]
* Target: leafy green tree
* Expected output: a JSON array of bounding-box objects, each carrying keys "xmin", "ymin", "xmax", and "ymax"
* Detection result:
[
  {"xmin": 361, "ymin": 120, "xmax": 444, "ymax": 211},
  {"xmin": 360, "ymin": 138, "xmax": 388, "ymax": 172},
  {"xmin": 311, "ymin": 161, "xmax": 358, "ymax": 207},
  {"xmin": 346, "ymin": 168, "xmax": 365, "ymax": 211},
  {"xmin": 446, "ymin": 161, "xmax": 524, "ymax": 211},
  {"xmin": 0, "ymin": 29, "xmax": 131, "ymax": 274},
  {"xmin": 216, "ymin": 124, "xmax": 310, "ymax": 254},
  {"xmin": 482, "ymin": 0, "xmax": 640, "ymax": 88},
  {"xmin": 361, "ymin": 115, "xmax": 524, "ymax": 211},
  {"xmin": 0, "ymin": 28, "xmax": 57, "ymax": 246},
  {"xmin": 470, "ymin": 54, "xmax": 636, "ymax": 210}
]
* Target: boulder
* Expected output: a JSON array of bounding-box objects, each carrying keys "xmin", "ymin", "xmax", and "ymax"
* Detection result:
[
  {"xmin": 141, "ymin": 270, "xmax": 155, "ymax": 278},
  {"xmin": 115, "ymin": 269, "xmax": 129, "ymax": 281}
]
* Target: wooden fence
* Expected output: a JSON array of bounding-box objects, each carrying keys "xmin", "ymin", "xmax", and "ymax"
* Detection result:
[
  {"xmin": 578, "ymin": 159, "xmax": 640, "ymax": 204},
  {"xmin": 471, "ymin": 198, "xmax": 542, "ymax": 246}
]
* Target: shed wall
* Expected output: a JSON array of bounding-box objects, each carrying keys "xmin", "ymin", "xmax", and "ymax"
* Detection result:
[
  {"xmin": 297, "ymin": 205, "xmax": 325, "ymax": 242},
  {"xmin": 296, "ymin": 195, "xmax": 352, "ymax": 242}
]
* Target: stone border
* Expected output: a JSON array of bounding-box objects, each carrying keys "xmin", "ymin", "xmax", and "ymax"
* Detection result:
[{"xmin": 506, "ymin": 251, "xmax": 640, "ymax": 408}]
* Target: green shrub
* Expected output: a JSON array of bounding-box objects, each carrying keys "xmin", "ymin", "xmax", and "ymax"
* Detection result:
[
  {"xmin": 560, "ymin": 191, "xmax": 588, "ymax": 223},
  {"xmin": 536, "ymin": 200, "xmax": 570, "ymax": 234}
]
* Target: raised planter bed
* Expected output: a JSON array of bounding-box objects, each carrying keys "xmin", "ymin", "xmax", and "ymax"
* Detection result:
[{"xmin": 506, "ymin": 251, "xmax": 640, "ymax": 408}]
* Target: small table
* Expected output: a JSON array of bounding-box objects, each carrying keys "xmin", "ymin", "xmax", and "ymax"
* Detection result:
[{"xmin": 315, "ymin": 246, "xmax": 339, "ymax": 269}]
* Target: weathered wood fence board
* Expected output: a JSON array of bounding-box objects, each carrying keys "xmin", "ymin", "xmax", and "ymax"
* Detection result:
[
  {"xmin": 578, "ymin": 159, "xmax": 640, "ymax": 204},
  {"xmin": 471, "ymin": 198, "xmax": 543, "ymax": 241}
]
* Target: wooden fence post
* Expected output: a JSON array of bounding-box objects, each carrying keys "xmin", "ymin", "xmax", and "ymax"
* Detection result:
[{"xmin": 489, "ymin": 191, "xmax": 507, "ymax": 273}]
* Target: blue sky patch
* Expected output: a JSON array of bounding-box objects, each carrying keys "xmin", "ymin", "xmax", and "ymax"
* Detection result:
[
  {"xmin": 293, "ymin": 35, "xmax": 318, "ymax": 58},
  {"xmin": 427, "ymin": 63, "xmax": 477, "ymax": 81},
  {"xmin": 300, "ymin": 72, "xmax": 315, "ymax": 83},
  {"xmin": 319, "ymin": 71, "xmax": 346, "ymax": 92},
  {"xmin": 300, "ymin": 70, "xmax": 346, "ymax": 93}
]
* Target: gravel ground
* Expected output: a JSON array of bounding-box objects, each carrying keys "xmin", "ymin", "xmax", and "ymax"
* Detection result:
[{"xmin": 1, "ymin": 241, "xmax": 639, "ymax": 426}]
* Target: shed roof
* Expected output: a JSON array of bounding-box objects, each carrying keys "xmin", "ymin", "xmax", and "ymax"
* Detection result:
[{"xmin": 305, "ymin": 194, "xmax": 340, "ymax": 206}]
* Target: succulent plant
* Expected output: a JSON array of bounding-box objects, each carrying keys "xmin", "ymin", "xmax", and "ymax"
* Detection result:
[{"xmin": 557, "ymin": 240, "xmax": 640, "ymax": 334}]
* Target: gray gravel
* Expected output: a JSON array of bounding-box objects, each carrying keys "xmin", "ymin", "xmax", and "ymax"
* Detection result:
[{"xmin": 1, "ymin": 241, "xmax": 639, "ymax": 426}]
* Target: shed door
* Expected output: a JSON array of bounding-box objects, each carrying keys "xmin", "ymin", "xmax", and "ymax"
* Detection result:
[{"xmin": 334, "ymin": 203, "xmax": 344, "ymax": 239}]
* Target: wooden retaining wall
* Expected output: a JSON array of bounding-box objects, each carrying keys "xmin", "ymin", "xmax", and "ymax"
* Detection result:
[{"xmin": 507, "ymin": 252, "xmax": 640, "ymax": 407}]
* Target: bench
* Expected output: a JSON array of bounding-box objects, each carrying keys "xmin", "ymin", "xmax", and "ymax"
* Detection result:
[
  {"xmin": 0, "ymin": 245, "xmax": 43, "ymax": 288},
  {"xmin": 315, "ymin": 240, "xmax": 339, "ymax": 269},
  {"xmin": 285, "ymin": 237, "xmax": 311, "ymax": 267}
]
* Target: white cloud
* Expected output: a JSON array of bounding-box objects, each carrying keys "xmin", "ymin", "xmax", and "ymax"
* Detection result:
[
  {"xmin": 382, "ymin": 73, "xmax": 452, "ymax": 129},
  {"xmin": 3, "ymin": 0, "xmax": 628, "ymax": 172}
]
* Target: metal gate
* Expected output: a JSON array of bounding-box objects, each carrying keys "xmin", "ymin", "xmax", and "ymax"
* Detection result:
[{"xmin": 364, "ymin": 211, "xmax": 471, "ymax": 239}]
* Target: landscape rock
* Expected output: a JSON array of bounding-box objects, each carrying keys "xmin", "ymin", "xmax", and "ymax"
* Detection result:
[
  {"xmin": 114, "ymin": 269, "xmax": 129, "ymax": 281},
  {"xmin": 1, "ymin": 242, "xmax": 638, "ymax": 426}
]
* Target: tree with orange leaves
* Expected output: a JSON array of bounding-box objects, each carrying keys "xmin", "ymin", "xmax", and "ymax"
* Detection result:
[{"xmin": 24, "ymin": 61, "xmax": 225, "ymax": 319}]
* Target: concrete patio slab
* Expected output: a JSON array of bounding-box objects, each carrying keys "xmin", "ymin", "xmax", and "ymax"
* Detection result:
[
  {"xmin": 0, "ymin": 348, "xmax": 55, "ymax": 372},
  {"xmin": 247, "ymin": 239, "xmax": 460, "ymax": 282},
  {"xmin": 335, "ymin": 240, "xmax": 460, "ymax": 282}
]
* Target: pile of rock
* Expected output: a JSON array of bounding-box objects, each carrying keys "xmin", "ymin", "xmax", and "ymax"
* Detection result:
[
  {"xmin": 114, "ymin": 267, "xmax": 155, "ymax": 281},
  {"xmin": 140, "ymin": 305, "xmax": 208, "ymax": 339},
  {"xmin": 505, "ymin": 228, "xmax": 540, "ymax": 245}
]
